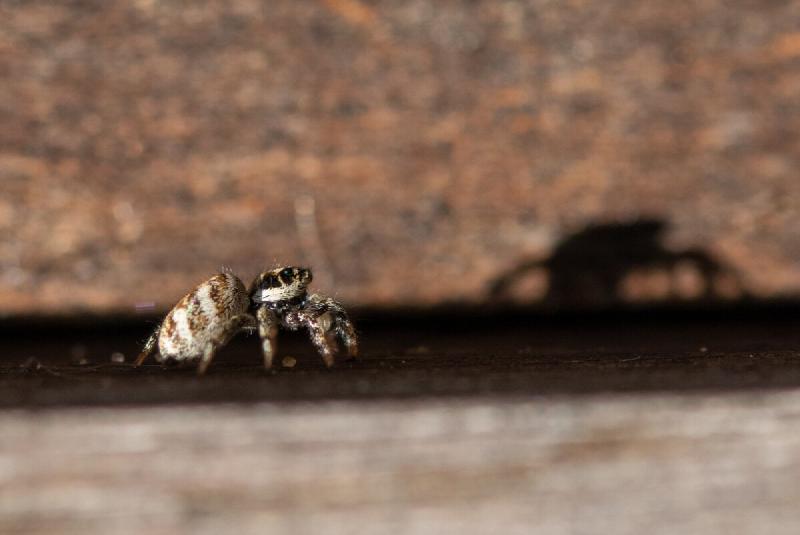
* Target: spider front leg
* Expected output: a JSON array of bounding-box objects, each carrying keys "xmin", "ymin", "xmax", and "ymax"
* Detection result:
[
  {"xmin": 334, "ymin": 313, "xmax": 358, "ymax": 360},
  {"xmin": 305, "ymin": 313, "xmax": 337, "ymax": 368},
  {"xmin": 302, "ymin": 295, "xmax": 359, "ymax": 367},
  {"xmin": 256, "ymin": 306, "xmax": 280, "ymax": 370},
  {"xmin": 320, "ymin": 297, "xmax": 358, "ymax": 360}
]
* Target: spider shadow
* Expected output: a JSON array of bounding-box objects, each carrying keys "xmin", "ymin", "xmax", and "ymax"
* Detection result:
[{"xmin": 489, "ymin": 219, "xmax": 747, "ymax": 309}]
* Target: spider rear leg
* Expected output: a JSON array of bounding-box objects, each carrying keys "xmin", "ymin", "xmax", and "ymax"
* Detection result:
[
  {"xmin": 134, "ymin": 324, "xmax": 161, "ymax": 367},
  {"xmin": 196, "ymin": 313, "xmax": 256, "ymax": 375},
  {"xmin": 196, "ymin": 343, "xmax": 216, "ymax": 376}
]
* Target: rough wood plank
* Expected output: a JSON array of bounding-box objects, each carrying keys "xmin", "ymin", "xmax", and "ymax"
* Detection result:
[
  {"xmin": 2, "ymin": 0, "xmax": 800, "ymax": 313},
  {"xmin": 3, "ymin": 392, "xmax": 800, "ymax": 534}
]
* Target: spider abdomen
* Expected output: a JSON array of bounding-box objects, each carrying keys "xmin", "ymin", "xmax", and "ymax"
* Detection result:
[{"xmin": 157, "ymin": 273, "xmax": 250, "ymax": 362}]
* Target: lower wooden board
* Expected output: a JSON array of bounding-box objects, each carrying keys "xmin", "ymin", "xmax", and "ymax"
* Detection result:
[{"xmin": 2, "ymin": 391, "xmax": 800, "ymax": 534}]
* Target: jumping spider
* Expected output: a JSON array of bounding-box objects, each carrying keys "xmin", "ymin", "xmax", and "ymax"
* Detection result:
[
  {"xmin": 134, "ymin": 266, "xmax": 358, "ymax": 374},
  {"xmin": 249, "ymin": 266, "xmax": 358, "ymax": 369}
]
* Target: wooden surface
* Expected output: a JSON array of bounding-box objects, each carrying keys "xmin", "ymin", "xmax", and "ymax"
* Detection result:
[
  {"xmin": 3, "ymin": 0, "xmax": 800, "ymax": 314},
  {"xmin": 3, "ymin": 393, "xmax": 800, "ymax": 534},
  {"xmin": 2, "ymin": 312, "xmax": 800, "ymax": 533}
]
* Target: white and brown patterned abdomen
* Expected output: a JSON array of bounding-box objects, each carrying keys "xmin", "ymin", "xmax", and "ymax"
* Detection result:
[{"xmin": 157, "ymin": 273, "xmax": 249, "ymax": 362}]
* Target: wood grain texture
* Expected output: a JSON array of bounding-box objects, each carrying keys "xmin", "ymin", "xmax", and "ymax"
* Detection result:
[
  {"xmin": 3, "ymin": 392, "xmax": 800, "ymax": 534},
  {"xmin": 2, "ymin": 1, "xmax": 800, "ymax": 313}
]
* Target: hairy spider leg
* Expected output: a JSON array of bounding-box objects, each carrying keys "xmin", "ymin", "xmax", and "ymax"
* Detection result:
[
  {"xmin": 134, "ymin": 324, "xmax": 161, "ymax": 367},
  {"xmin": 256, "ymin": 306, "xmax": 280, "ymax": 370},
  {"xmin": 305, "ymin": 313, "xmax": 336, "ymax": 368},
  {"xmin": 196, "ymin": 314, "xmax": 257, "ymax": 375},
  {"xmin": 335, "ymin": 314, "xmax": 359, "ymax": 359}
]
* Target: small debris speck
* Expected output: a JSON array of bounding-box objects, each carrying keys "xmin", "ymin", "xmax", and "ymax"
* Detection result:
[
  {"xmin": 70, "ymin": 344, "xmax": 89, "ymax": 365},
  {"xmin": 282, "ymin": 356, "xmax": 297, "ymax": 368},
  {"xmin": 699, "ymin": 347, "xmax": 708, "ymax": 353},
  {"xmin": 110, "ymin": 352, "xmax": 126, "ymax": 363}
]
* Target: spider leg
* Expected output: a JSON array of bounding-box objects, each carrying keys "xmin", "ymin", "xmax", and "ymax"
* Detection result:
[
  {"xmin": 196, "ymin": 343, "xmax": 216, "ymax": 376},
  {"xmin": 306, "ymin": 315, "xmax": 336, "ymax": 368},
  {"xmin": 335, "ymin": 314, "xmax": 359, "ymax": 359},
  {"xmin": 256, "ymin": 306, "xmax": 279, "ymax": 370},
  {"xmin": 300, "ymin": 294, "xmax": 359, "ymax": 367},
  {"xmin": 196, "ymin": 313, "xmax": 256, "ymax": 375},
  {"xmin": 134, "ymin": 323, "xmax": 161, "ymax": 367}
]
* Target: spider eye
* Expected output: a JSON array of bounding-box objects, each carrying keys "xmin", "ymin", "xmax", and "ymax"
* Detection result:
[
  {"xmin": 263, "ymin": 274, "xmax": 280, "ymax": 288},
  {"xmin": 279, "ymin": 268, "xmax": 295, "ymax": 284}
]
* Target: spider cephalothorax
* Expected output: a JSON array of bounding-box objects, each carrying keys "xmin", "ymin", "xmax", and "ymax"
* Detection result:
[
  {"xmin": 249, "ymin": 266, "xmax": 312, "ymax": 308},
  {"xmin": 134, "ymin": 266, "xmax": 358, "ymax": 374},
  {"xmin": 249, "ymin": 266, "xmax": 358, "ymax": 369}
]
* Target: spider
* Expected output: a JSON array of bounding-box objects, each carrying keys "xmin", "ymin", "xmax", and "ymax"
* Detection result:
[
  {"xmin": 249, "ymin": 266, "xmax": 358, "ymax": 370},
  {"xmin": 134, "ymin": 266, "xmax": 358, "ymax": 374}
]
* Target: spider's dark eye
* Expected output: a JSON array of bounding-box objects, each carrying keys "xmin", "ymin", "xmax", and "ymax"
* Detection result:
[
  {"xmin": 263, "ymin": 274, "xmax": 280, "ymax": 288},
  {"xmin": 279, "ymin": 268, "xmax": 295, "ymax": 284}
]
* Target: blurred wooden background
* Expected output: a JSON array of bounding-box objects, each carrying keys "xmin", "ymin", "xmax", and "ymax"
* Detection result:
[
  {"xmin": 4, "ymin": 4, "xmax": 800, "ymax": 533},
  {"xmin": 1, "ymin": 0, "xmax": 800, "ymax": 314},
  {"xmin": 4, "ymin": 393, "xmax": 800, "ymax": 534}
]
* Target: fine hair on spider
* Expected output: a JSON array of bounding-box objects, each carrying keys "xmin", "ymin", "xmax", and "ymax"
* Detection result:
[
  {"xmin": 248, "ymin": 266, "xmax": 358, "ymax": 370},
  {"xmin": 134, "ymin": 266, "xmax": 358, "ymax": 374}
]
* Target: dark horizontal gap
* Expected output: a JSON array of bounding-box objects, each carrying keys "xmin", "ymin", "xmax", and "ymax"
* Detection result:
[
  {"xmin": 1, "ymin": 296, "xmax": 799, "ymax": 337},
  {"xmin": 1, "ymin": 298, "xmax": 799, "ymax": 409}
]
